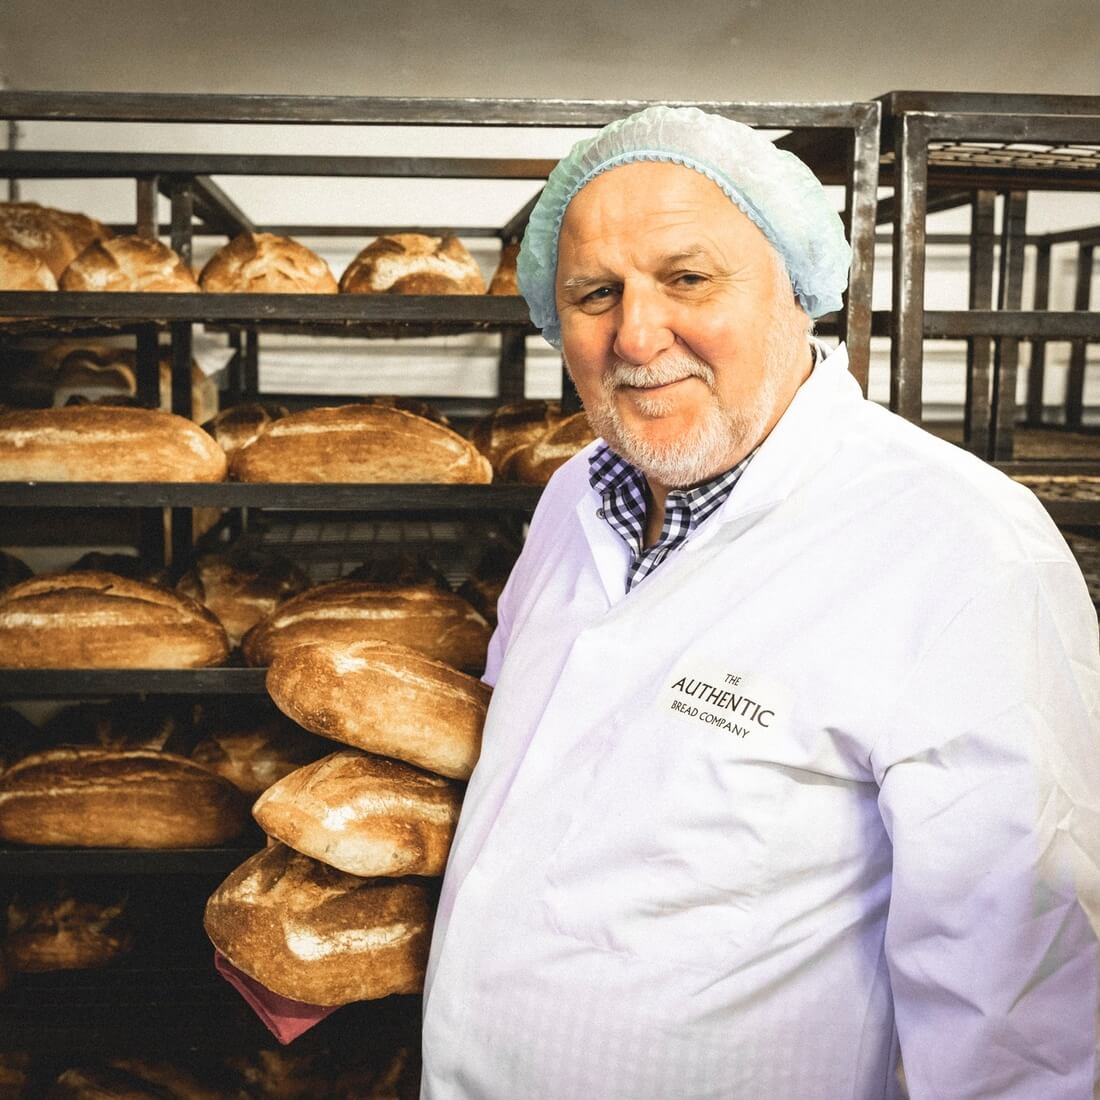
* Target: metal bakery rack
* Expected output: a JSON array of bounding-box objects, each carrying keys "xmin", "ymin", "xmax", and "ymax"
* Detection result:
[{"xmin": 0, "ymin": 91, "xmax": 880, "ymax": 1055}]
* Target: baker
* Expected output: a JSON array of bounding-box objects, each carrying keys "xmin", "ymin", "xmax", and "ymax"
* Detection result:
[{"xmin": 421, "ymin": 106, "xmax": 1100, "ymax": 1098}]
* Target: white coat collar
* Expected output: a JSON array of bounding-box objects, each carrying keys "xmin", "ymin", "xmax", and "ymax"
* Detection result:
[{"xmin": 682, "ymin": 341, "xmax": 861, "ymax": 551}]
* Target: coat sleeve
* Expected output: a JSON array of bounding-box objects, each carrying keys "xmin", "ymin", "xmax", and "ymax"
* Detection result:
[{"xmin": 871, "ymin": 559, "xmax": 1100, "ymax": 1099}]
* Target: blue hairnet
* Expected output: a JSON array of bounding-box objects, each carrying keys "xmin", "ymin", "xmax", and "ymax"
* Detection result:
[{"xmin": 517, "ymin": 105, "xmax": 852, "ymax": 348}]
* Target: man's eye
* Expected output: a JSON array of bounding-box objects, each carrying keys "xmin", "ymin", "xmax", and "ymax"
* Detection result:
[
  {"xmin": 674, "ymin": 272, "xmax": 707, "ymax": 287},
  {"xmin": 582, "ymin": 286, "xmax": 616, "ymax": 304}
]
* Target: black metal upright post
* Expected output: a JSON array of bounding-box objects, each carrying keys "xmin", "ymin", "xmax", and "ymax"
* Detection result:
[
  {"xmin": 990, "ymin": 191, "xmax": 1028, "ymax": 461},
  {"xmin": 1066, "ymin": 244, "xmax": 1094, "ymax": 429},
  {"xmin": 841, "ymin": 103, "xmax": 881, "ymax": 395},
  {"xmin": 890, "ymin": 113, "xmax": 930, "ymax": 424},
  {"xmin": 1025, "ymin": 240, "xmax": 1052, "ymax": 427},
  {"xmin": 965, "ymin": 191, "xmax": 997, "ymax": 455}
]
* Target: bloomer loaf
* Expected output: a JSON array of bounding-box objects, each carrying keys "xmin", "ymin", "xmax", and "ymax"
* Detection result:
[
  {"xmin": 241, "ymin": 580, "xmax": 491, "ymax": 672},
  {"xmin": 204, "ymin": 843, "xmax": 434, "ymax": 1005},
  {"xmin": 340, "ymin": 233, "xmax": 485, "ymax": 295},
  {"xmin": 229, "ymin": 403, "xmax": 492, "ymax": 484},
  {"xmin": 0, "ymin": 747, "xmax": 249, "ymax": 847},
  {"xmin": 266, "ymin": 640, "xmax": 491, "ymax": 780},
  {"xmin": 0, "ymin": 405, "xmax": 227, "ymax": 481},
  {"xmin": 0, "ymin": 571, "xmax": 230, "ymax": 669},
  {"xmin": 60, "ymin": 235, "xmax": 199, "ymax": 293},
  {"xmin": 253, "ymin": 750, "xmax": 464, "ymax": 875},
  {"xmin": 199, "ymin": 232, "xmax": 338, "ymax": 293}
]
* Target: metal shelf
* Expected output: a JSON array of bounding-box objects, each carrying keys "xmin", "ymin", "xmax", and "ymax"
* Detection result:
[
  {"xmin": 0, "ymin": 668, "xmax": 268, "ymax": 697},
  {"xmin": 0, "ymin": 291, "xmax": 535, "ymax": 337},
  {"xmin": 0, "ymin": 482, "xmax": 543, "ymax": 511},
  {"xmin": 0, "ymin": 844, "xmax": 263, "ymax": 876}
]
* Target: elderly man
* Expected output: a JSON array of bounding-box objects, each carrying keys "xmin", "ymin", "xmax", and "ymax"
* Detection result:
[{"xmin": 420, "ymin": 107, "xmax": 1100, "ymax": 1099}]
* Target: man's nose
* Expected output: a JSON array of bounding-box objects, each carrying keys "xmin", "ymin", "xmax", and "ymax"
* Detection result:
[{"xmin": 612, "ymin": 282, "xmax": 675, "ymax": 365}]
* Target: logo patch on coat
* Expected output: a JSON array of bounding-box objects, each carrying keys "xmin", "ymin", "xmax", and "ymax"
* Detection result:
[{"xmin": 660, "ymin": 666, "xmax": 783, "ymax": 738}]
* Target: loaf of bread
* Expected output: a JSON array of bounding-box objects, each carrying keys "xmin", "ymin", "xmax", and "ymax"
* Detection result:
[
  {"xmin": 267, "ymin": 641, "xmax": 491, "ymax": 780},
  {"xmin": 0, "ymin": 1053, "xmax": 30, "ymax": 1096},
  {"xmin": 199, "ymin": 233, "xmax": 338, "ymax": 294},
  {"xmin": 345, "ymin": 553, "xmax": 451, "ymax": 591},
  {"xmin": 229, "ymin": 403, "xmax": 491, "ymax": 484},
  {"xmin": 205, "ymin": 843, "xmax": 433, "ymax": 1006},
  {"xmin": 52, "ymin": 345, "xmax": 219, "ymax": 425},
  {"xmin": 40, "ymin": 698, "xmax": 188, "ymax": 754},
  {"xmin": 0, "ymin": 405, "xmax": 227, "ymax": 481},
  {"xmin": 59, "ymin": 236, "xmax": 199, "ymax": 293},
  {"xmin": 104, "ymin": 1059, "xmax": 223, "ymax": 1100},
  {"xmin": 340, "ymin": 233, "xmax": 486, "ymax": 295},
  {"xmin": 202, "ymin": 402, "xmax": 288, "ymax": 458},
  {"xmin": 253, "ymin": 750, "xmax": 463, "ymax": 876},
  {"xmin": 501, "ymin": 410, "xmax": 597, "ymax": 483},
  {"xmin": 469, "ymin": 399, "xmax": 565, "ymax": 472},
  {"xmin": 0, "ymin": 201, "xmax": 112, "ymax": 278},
  {"xmin": 0, "ymin": 747, "xmax": 249, "ymax": 847},
  {"xmin": 63, "ymin": 552, "xmax": 169, "ymax": 587},
  {"xmin": 242, "ymin": 580, "xmax": 491, "ymax": 672},
  {"xmin": 190, "ymin": 709, "xmax": 330, "ymax": 797},
  {"xmin": 6, "ymin": 891, "xmax": 134, "ymax": 972},
  {"xmin": 0, "ymin": 550, "xmax": 32, "ymax": 591},
  {"xmin": 46, "ymin": 1065, "xmax": 180, "ymax": 1100},
  {"xmin": 0, "ymin": 571, "xmax": 230, "ymax": 669},
  {"xmin": 176, "ymin": 548, "xmax": 310, "ymax": 648},
  {"xmin": 0, "ymin": 705, "xmax": 40, "ymax": 774},
  {"xmin": 365, "ymin": 394, "xmax": 449, "ymax": 425},
  {"xmin": 0, "ymin": 239, "xmax": 58, "ymax": 290},
  {"xmin": 487, "ymin": 240, "xmax": 520, "ymax": 296}
]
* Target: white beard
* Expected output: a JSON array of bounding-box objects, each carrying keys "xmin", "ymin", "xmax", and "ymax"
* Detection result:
[{"xmin": 575, "ymin": 309, "xmax": 807, "ymax": 489}]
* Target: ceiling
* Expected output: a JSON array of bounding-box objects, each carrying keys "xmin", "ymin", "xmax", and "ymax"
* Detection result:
[{"xmin": 2, "ymin": 0, "xmax": 1098, "ymax": 102}]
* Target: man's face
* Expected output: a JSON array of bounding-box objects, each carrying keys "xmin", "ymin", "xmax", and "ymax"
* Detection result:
[{"xmin": 555, "ymin": 161, "xmax": 812, "ymax": 489}]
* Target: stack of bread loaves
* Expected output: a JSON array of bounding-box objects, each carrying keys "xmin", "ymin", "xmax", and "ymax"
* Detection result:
[{"xmin": 205, "ymin": 638, "xmax": 491, "ymax": 1006}]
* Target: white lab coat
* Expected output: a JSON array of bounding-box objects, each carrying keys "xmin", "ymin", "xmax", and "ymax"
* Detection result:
[{"xmin": 421, "ymin": 345, "xmax": 1100, "ymax": 1100}]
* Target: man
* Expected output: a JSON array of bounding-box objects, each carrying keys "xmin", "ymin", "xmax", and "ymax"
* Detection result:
[{"xmin": 421, "ymin": 106, "xmax": 1100, "ymax": 1099}]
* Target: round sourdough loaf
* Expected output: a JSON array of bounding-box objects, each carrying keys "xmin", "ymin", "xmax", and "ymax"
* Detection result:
[
  {"xmin": 5, "ymin": 891, "xmax": 134, "ymax": 972},
  {"xmin": 0, "ymin": 571, "xmax": 230, "ymax": 669},
  {"xmin": 0, "ymin": 201, "xmax": 112, "ymax": 278},
  {"xmin": 241, "ymin": 580, "xmax": 491, "ymax": 672},
  {"xmin": 204, "ymin": 843, "xmax": 433, "ymax": 1005},
  {"xmin": 501, "ymin": 410, "xmax": 597, "ymax": 483},
  {"xmin": 340, "ymin": 233, "xmax": 485, "ymax": 295},
  {"xmin": 229, "ymin": 403, "xmax": 492, "ymax": 484},
  {"xmin": 253, "ymin": 750, "xmax": 463, "ymax": 875},
  {"xmin": 469, "ymin": 398, "xmax": 565, "ymax": 473},
  {"xmin": 266, "ymin": 640, "xmax": 491, "ymax": 780},
  {"xmin": 59, "ymin": 236, "xmax": 199, "ymax": 292},
  {"xmin": 0, "ymin": 747, "xmax": 249, "ymax": 847},
  {"xmin": 0, "ymin": 405, "xmax": 227, "ymax": 481},
  {"xmin": 0, "ymin": 239, "xmax": 58, "ymax": 290},
  {"xmin": 176, "ymin": 548, "xmax": 309, "ymax": 648},
  {"xmin": 199, "ymin": 232, "xmax": 338, "ymax": 293}
]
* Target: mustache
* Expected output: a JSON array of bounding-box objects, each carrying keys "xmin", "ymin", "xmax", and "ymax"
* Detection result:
[{"xmin": 604, "ymin": 355, "xmax": 715, "ymax": 392}]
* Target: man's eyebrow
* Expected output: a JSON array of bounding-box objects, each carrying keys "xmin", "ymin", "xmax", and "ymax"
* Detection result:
[{"xmin": 559, "ymin": 273, "xmax": 610, "ymax": 291}]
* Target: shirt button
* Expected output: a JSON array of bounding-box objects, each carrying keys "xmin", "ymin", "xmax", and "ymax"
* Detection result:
[{"xmin": 597, "ymin": 509, "xmax": 605, "ymax": 518}]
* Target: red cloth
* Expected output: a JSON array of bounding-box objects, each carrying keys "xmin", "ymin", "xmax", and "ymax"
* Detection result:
[{"xmin": 214, "ymin": 949, "xmax": 338, "ymax": 1044}]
